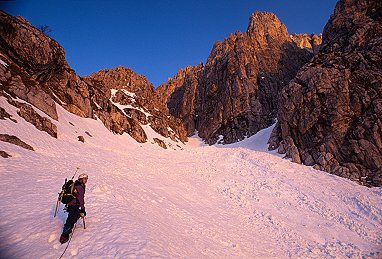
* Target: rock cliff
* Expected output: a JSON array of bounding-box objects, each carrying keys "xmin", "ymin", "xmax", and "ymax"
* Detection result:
[
  {"xmin": 84, "ymin": 67, "xmax": 187, "ymax": 143},
  {"xmin": 0, "ymin": 13, "xmax": 91, "ymax": 119},
  {"xmin": 158, "ymin": 12, "xmax": 318, "ymax": 144},
  {"xmin": 0, "ymin": 11, "xmax": 187, "ymax": 148},
  {"xmin": 2, "ymin": 3, "xmax": 380, "ymax": 186},
  {"xmin": 156, "ymin": 64, "xmax": 204, "ymax": 136},
  {"xmin": 271, "ymin": 0, "xmax": 382, "ymax": 186}
]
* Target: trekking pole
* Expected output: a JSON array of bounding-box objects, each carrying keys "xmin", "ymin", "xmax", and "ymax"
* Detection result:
[{"xmin": 83, "ymin": 217, "xmax": 86, "ymax": 229}]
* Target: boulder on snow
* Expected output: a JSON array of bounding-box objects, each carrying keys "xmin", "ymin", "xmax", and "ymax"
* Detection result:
[
  {"xmin": 153, "ymin": 138, "xmax": 167, "ymax": 149},
  {"xmin": 0, "ymin": 106, "xmax": 17, "ymax": 122},
  {"xmin": 0, "ymin": 134, "xmax": 34, "ymax": 151},
  {"xmin": 0, "ymin": 150, "xmax": 12, "ymax": 158}
]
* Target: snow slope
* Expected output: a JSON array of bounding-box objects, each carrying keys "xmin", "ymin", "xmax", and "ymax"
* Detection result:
[{"xmin": 0, "ymin": 97, "xmax": 381, "ymax": 258}]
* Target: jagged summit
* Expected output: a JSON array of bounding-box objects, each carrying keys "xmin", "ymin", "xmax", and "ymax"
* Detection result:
[
  {"xmin": 83, "ymin": 66, "xmax": 156, "ymax": 109},
  {"xmin": 158, "ymin": 10, "xmax": 317, "ymax": 145},
  {"xmin": 85, "ymin": 66, "xmax": 152, "ymax": 89},
  {"xmin": 246, "ymin": 12, "xmax": 289, "ymax": 42}
]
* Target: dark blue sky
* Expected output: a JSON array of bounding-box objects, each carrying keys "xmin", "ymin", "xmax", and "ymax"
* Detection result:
[{"xmin": 2, "ymin": 0, "xmax": 337, "ymax": 87}]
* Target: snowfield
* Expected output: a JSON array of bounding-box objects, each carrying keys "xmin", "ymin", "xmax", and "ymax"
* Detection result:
[{"xmin": 0, "ymin": 96, "xmax": 381, "ymax": 258}]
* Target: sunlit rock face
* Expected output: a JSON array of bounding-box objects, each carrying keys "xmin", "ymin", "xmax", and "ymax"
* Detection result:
[
  {"xmin": 0, "ymin": 12, "xmax": 92, "ymax": 120},
  {"xmin": 84, "ymin": 67, "xmax": 188, "ymax": 144},
  {"xmin": 158, "ymin": 12, "xmax": 316, "ymax": 144},
  {"xmin": 0, "ymin": 11, "xmax": 187, "ymax": 146},
  {"xmin": 290, "ymin": 33, "xmax": 322, "ymax": 55},
  {"xmin": 272, "ymin": 0, "xmax": 382, "ymax": 186}
]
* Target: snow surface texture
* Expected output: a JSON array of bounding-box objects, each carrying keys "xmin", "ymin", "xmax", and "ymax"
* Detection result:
[{"xmin": 0, "ymin": 96, "xmax": 381, "ymax": 258}]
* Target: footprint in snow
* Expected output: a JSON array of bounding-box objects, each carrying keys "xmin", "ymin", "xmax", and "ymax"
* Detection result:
[
  {"xmin": 92, "ymin": 184, "xmax": 112, "ymax": 194},
  {"xmin": 70, "ymin": 247, "xmax": 78, "ymax": 256},
  {"xmin": 48, "ymin": 233, "xmax": 57, "ymax": 243}
]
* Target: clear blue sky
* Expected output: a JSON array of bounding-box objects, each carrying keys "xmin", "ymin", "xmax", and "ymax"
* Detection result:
[{"xmin": 2, "ymin": 0, "xmax": 337, "ymax": 87}]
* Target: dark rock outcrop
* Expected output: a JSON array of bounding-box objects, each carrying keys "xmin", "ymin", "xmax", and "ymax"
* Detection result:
[
  {"xmin": 15, "ymin": 101, "xmax": 57, "ymax": 138},
  {"xmin": 17, "ymin": 101, "xmax": 58, "ymax": 138},
  {"xmin": 0, "ymin": 91, "xmax": 58, "ymax": 137},
  {"xmin": 153, "ymin": 138, "xmax": 167, "ymax": 149},
  {"xmin": 0, "ymin": 105, "xmax": 16, "ymax": 122},
  {"xmin": 273, "ymin": 0, "xmax": 382, "ymax": 186},
  {"xmin": 158, "ymin": 12, "xmax": 317, "ymax": 144},
  {"xmin": 0, "ymin": 134, "xmax": 34, "ymax": 151},
  {"xmin": 0, "ymin": 150, "xmax": 11, "ymax": 158}
]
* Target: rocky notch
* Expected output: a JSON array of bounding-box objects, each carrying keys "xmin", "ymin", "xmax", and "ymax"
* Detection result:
[
  {"xmin": 157, "ymin": 12, "xmax": 319, "ymax": 144},
  {"xmin": 289, "ymin": 33, "xmax": 322, "ymax": 55},
  {"xmin": 0, "ymin": 10, "xmax": 187, "ymax": 148},
  {"xmin": 271, "ymin": 0, "xmax": 382, "ymax": 186},
  {"xmin": 156, "ymin": 64, "xmax": 204, "ymax": 136}
]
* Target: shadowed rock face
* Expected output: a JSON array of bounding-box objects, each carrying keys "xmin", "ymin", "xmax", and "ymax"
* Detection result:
[
  {"xmin": 272, "ymin": 0, "xmax": 382, "ymax": 186},
  {"xmin": 0, "ymin": 11, "xmax": 187, "ymax": 145},
  {"xmin": 157, "ymin": 12, "xmax": 317, "ymax": 144},
  {"xmin": 156, "ymin": 64, "xmax": 204, "ymax": 136}
]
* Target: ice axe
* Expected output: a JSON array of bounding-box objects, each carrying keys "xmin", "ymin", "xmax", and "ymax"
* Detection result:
[{"xmin": 82, "ymin": 217, "xmax": 86, "ymax": 229}]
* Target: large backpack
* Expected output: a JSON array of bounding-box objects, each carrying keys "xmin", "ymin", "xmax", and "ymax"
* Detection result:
[{"xmin": 58, "ymin": 178, "xmax": 78, "ymax": 204}]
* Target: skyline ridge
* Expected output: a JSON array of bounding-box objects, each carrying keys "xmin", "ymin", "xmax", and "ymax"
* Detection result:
[{"xmin": 2, "ymin": 0, "xmax": 337, "ymax": 86}]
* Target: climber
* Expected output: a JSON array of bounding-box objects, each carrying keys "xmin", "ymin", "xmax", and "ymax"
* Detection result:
[{"xmin": 59, "ymin": 173, "xmax": 88, "ymax": 244}]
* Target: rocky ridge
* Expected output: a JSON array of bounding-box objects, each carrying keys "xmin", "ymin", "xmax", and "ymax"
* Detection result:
[
  {"xmin": 1, "ymin": 2, "xmax": 380, "ymax": 187},
  {"xmin": 0, "ymin": 133, "xmax": 34, "ymax": 151},
  {"xmin": 83, "ymin": 67, "xmax": 187, "ymax": 143},
  {"xmin": 270, "ymin": 0, "xmax": 382, "ymax": 186},
  {"xmin": 0, "ymin": 11, "xmax": 187, "ymax": 149}
]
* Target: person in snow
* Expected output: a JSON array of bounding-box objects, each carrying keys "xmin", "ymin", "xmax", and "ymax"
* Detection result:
[{"xmin": 60, "ymin": 173, "xmax": 88, "ymax": 244}]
